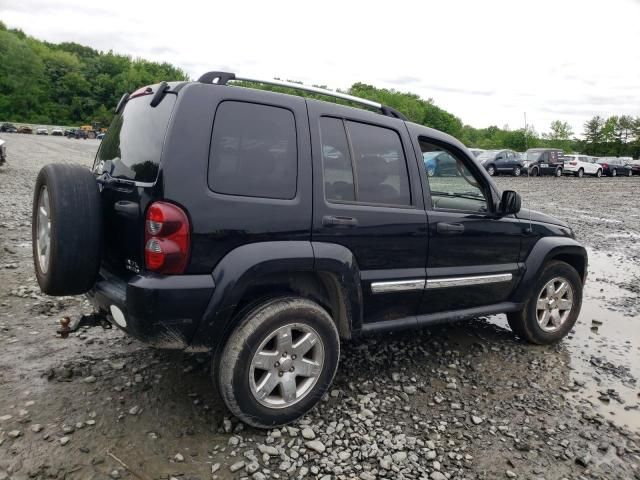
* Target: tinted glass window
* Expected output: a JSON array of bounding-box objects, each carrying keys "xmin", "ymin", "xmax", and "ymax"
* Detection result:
[
  {"xmin": 320, "ymin": 117, "xmax": 355, "ymax": 202},
  {"xmin": 209, "ymin": 101, "xmax": 297, "ymax": 199},
  {"xmin": 420, "ymin": 140, "xmax": 488, "ymax": 213},
  {"xmin": 95, "ymin": 93, "xmax": 176, "ymax": 182},
  {"xmin": 346, "ymin": 120, "xmax": 411, "ymax": 206}
]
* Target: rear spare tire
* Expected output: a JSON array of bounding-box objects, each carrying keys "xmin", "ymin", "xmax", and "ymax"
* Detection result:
[{"xmin": 32, "ymin": 164, "xmax": 102, "ymax": 296}]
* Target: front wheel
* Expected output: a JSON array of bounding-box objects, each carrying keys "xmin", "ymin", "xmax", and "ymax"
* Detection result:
[
  {"xmin": 513, "ymin": 166, "xmax": 522, "ymax": 177},
  {"xmin": 217, "ymin": 297, "xmax": 340, "ymax": 429},
  {"xmin": 530, "ymin": 167, "xmax": 539, "ymax": 177},
  {"xmin": 612, "ymin": 169, "xmax": 617, "ymax": 177},
  {"xmin": 487, "ymin": 165, "xmax": 496, "ymax": 176},
  {"xmin": 507, "ymin": 261, "xmax": 582, "ymax": 344},
  {"xmin": 628, "ymin": 169, "xmax": 633, "ymax": 177},
  {"xmin": 596, "ymin": 169, "xmax": 602, "ymax": 178}
]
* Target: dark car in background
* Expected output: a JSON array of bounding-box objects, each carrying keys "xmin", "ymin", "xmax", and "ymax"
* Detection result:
[
  {"xmin": 423, "ymin": 151, "xmax": 459, "ymax": 176},
  {"xmin": 597, "ymin": 157, "xmax": 633, "ymax": 177},
  {"xmin": 631, "ymin": 161, "xmax": 640, "ymax": 176},
  {"xmin": 524, "ymin": 148, "xmax": 564, "ymax": 176},
  {"xmin": 476, "ymin": 149, "xmax": 524, "ymax": 176},
  {"xmin": 0, "ymin": 139, "xmax": 6, "ymax": 166},
  {"xmin": 1, "ymin": 123, "xmax": 18, "ymax": 133}
]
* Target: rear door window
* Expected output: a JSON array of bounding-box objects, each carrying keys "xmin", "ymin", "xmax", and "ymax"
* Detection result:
[
  {"xmin": 208, "ymin": 101, "xmax": 297, "ymax": 199},
  {"xmin": 345, "ymin": 120, "xmax": 411, "ymax": 206},
  {"xmin": 319, "ymin": 118, "xmax": 411, "ymax": 206}
]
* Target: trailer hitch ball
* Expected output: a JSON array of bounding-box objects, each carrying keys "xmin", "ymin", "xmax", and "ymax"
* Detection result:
[{"xmin": 58, "ymin": 316, "xmax": 71, "ymax": 338}]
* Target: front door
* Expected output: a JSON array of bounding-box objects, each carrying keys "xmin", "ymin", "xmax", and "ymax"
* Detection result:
[
  {"xmin": 406, "ymin": 127, "xmax": 525, "ymax": 314},
  {"xmin": 308, "ymin": 101, "xmax": 427, "ymax": 324}
]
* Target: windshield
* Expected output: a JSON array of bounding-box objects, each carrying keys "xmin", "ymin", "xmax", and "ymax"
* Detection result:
[
  {"xmin": 526, "ymin": 151, "xmax": 543, "ymax": 161},
  {"xmin": 476, "ymin": 150, "xmax": 500, "ymax": 161},
  {"xmin": 94, "ymin": 92, "xmax": 176, "ymax": 182}
]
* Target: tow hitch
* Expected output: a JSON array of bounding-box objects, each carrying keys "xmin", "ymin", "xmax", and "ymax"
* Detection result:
[{"xmin": 57, "ymin": 313, "xmax": 112, "ymax": 338}]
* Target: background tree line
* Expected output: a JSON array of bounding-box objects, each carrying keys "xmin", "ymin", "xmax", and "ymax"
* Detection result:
[{"xmin": 1, "ymin": 22, "xmax": 638, "ymax": 158}]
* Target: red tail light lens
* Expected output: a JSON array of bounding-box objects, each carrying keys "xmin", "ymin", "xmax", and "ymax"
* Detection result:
[
  {"xmin": 569, "ymin": 161, "xmax": 577, "ymax": 165},
  {"xmin": 602, "ymin": 163, "xmax": 608, "ymax": 169},
  {"xmin": 144, "ymin": 202, "xmax": 190, "ymax": 274}
]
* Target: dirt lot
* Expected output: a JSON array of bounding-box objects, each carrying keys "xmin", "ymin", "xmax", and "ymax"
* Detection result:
[{"xmin": 1, "ymin": 134, "xmax": 639, "ymax": 480}]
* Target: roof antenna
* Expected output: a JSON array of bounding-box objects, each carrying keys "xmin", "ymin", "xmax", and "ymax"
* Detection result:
[{"xmin": 524, "ymin": 111, "xmax": 532, "ymax": 234}]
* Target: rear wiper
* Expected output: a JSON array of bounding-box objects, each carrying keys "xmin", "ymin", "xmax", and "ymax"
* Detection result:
[{"xmin": 95, "ymin": 172, "xmax": 136, "ymax": 190}]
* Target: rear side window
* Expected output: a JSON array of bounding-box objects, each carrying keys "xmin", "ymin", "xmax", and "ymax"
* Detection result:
[
  {"xmin": 319, "ymin": 118, "xmax": 411, "ymax": 206},
  {"xmin": 95, "ymin": 93, "xmax": 176, "ymax": 183},
  {"xmin": 209, "ymin": 101, "xmax": 297, "ymax": 199}
]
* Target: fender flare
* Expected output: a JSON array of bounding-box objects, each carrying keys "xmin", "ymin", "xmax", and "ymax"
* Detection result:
[
  {"xmin": 189, "ymin": 241, "xmax": 363, "ymax": 350},
  {"xmin": 312, "ymin": 241, "xmax": 363, "ymax": 336},
  {"xmin": 512, "ymin": 236, "xmax": 587, "ymax": 303}
]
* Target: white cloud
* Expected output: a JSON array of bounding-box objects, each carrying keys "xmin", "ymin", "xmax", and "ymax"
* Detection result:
[{"xmin": 2, "ymin": 0, "xmax": 640, "ymax": 137}]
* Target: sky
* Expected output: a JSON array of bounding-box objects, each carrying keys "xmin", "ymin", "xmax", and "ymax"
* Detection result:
[{"xmin": 2, "ymin": 0, "xmax": 639, "ymax": 138}]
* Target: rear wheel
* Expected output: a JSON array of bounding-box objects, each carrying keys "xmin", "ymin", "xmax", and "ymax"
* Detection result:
[
  {"xmin": 596, "ymin": 169, "xmax": 602, "ymax": 178},
  {"xmin": 555, "ymin": 167, "xmax": 563, "ymax": 177},
  {"xmin": 217, "ymin": 297, "xmax": 340, "ymax": 428},
  {"xmin": 612, "ymin": 169, "xmax": 617, "ymax": 177},
  {"xmin": 530, "ymin": 167, "xmax": 539, "ymax": 177},
  {"xmin": 427, "ymin": 166, "xmax": 435, "ymax": 177},
  {"xmin": 487, "ymin": 165, "xmax": 496, "ymax": 176},
  {"xmin": 507, "ymin": 261, "xmax": 582, "ymax": 344},
  {"xmin": 628, "ymin": 169, "xmax": 633, "ymax": 177},
  {"xmin": 576, "ymin": 168, "xmax": 584, "ymax": 178}
]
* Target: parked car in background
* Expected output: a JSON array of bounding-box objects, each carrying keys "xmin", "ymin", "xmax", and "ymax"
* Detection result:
[
  {"xmin": 1, "ymin": 123, "xmax": 17, "ymax": 133},
  {"xmin": 96, "ymin": 132, "xmax": 106, "ymax": 140},
  {"xmin": 597, "ymin": 157, "xmax": 633, "ymax": 177},
  {"xmin": 560, "ymin": 154, "xmax": 602, "ymax": 177},
  {"xmin": 36, "ymin": 127, "xmax": 48, "ymax": 135},
  {"xmin": 71, "ymin": 129, "xmax": 87, "ymax": 139},
  {"xmin": 51, "ymin": 128, "xmax": 64, "ymax": 136},
  {"xmin": 524, "ymin": 148, "xmax": 564, "ymax": 176},
  {"xmin": 423, "ymin": 151, "xmax": 459, "ymax": 176},
  {"xmin": 467, "ymin": 148, "xmax": 485, "ymax": 157},
  {"xmin": 0, "ymin": 138, "xmax": 6, "ymax": 166},
  {"xmin": 630, "ymin": 160, "xmax": 640, "ymax": 176},
  {"xmin": 17, "ymin": 126, "xmax": 33, "ymax": 134},
  {"xmin": 476, "ymin": 149, "xmax": 524, "ymax": 176},
  {"xmin": 63, "ymin": 129, "xmax": 76, "ymax": 137}
]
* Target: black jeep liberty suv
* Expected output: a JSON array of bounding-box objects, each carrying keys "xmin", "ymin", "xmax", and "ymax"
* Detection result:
[{"xmin": 32, "ymin": 72, "xmax": 587, "ymax": 428}]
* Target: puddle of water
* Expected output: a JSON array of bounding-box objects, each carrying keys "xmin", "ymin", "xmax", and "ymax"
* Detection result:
[{"xmin": 490, "ymin": 248, "xmax": 640, "ymax": 430}]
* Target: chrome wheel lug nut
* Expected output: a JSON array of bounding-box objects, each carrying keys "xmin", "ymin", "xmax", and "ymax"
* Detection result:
[
  {"xmin": 292, "ymin": 354, "xmax": 297, "ymax": 360},
  {"xmin": 278, "ymin": 371, "xmax": 284, "ymax": 377},
  {"xmin": 289, "ymin": 367, "xmax": 295, "ymax": 372}
]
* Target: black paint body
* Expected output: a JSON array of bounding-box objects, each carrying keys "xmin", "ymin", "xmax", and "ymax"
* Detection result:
[{"xmin": 87, "ymin": 81, "xmax": 588, "ymax": 350}]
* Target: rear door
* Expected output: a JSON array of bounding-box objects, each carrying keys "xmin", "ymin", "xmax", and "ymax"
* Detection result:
[{"xmin": 308, "ymin": 100, "xmax": 427, "ymax": 324}]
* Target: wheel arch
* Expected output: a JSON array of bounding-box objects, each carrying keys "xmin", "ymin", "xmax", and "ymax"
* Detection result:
[
  {"xmin": 513, "ymin": 237, "xmax": 587, "ymax": 303},
  {"xmin": 189, "ymin": 241, "xmax": 362, "ymax": 352}
]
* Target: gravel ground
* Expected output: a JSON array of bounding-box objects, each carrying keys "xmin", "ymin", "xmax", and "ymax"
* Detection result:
[{"xmin": 1, "ymin": 134, "xmax": 640, "ymax": 480}]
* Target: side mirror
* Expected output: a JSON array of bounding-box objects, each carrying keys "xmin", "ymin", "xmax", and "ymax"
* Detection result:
[{"xmin": 500, "ymin": 190, "xmax": 521, "ymax": 215}]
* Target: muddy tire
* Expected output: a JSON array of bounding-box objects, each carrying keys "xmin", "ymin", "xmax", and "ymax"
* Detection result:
[
  {"xmin": 32, "ymin": 164, "xmax": 102, "ymax": 296},
  {"xmin": 507, "ymin": 261, "xmax": 582, "ymax": 345},
  {"xmin": 217, "ymin": 297, "xmax": 340, "ymax": 428}
]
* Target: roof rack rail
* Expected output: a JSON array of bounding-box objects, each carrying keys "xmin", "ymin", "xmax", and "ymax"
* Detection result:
[{"xmin": 197, "ymin": 71, "xmax": 407, "ymax": 121}]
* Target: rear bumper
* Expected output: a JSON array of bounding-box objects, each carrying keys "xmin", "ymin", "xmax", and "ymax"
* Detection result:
[{"xmin": 87, "ymin": 269, "xmax": 215, "ymax": 349}]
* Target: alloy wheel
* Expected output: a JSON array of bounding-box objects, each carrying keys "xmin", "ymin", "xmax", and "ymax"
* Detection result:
[
  {"xmin": 535, "ymin": 277, "xmax": 574, "ymax": 332},
  {"xmin": 36, "ymin": 186, "xmax": 51, "ymax": 274},
  {"xmin": 249, "ymin": 323, "xmax": 325, "ymax": 409}
]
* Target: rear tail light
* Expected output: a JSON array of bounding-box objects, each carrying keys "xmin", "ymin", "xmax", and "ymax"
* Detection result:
[
  {"xmin": 601, "ymin": 163, "xmax": 608, "ymax": 169},
  {"xmin": 569, "ymin": 161, "xmax": 577, "ymax": 165},
  {"xmin": 144, "ymin": 201, "xmax": 190, "ymax": 274}
]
